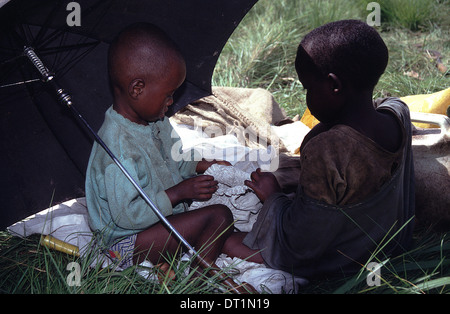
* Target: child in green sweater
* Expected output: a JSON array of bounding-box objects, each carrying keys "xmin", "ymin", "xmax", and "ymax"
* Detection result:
[{"xmin": 85, "ymin": 23, "xmax": 246, "ymax": 269}]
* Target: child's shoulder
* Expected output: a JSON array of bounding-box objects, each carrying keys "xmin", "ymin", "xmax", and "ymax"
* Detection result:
[
  {"xmin": 300, "ymin": 123, "xmax": 395, "ymax": 168},
  {"xmin": 98, "ymin": 108, "xmax": 130, "ymax": 139},
  {"xmin": 97, "ymin": 107, "xmax": 149, "ymax": 152},
  {"xmin": 373, "ymin": 97, "xmax": 411, "ymax": 126},
  {"xmin": 300, "ymin": 123, "xmax": 355, "ymax": 154}
]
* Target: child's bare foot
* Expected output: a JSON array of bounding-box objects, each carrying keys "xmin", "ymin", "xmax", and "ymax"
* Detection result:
[{"xmin": 155, "ymin": 262, "xmax": 176, "ymax": 283}]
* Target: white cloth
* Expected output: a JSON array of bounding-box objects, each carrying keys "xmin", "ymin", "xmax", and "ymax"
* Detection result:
[
  {"xmin": 170, "ymin": 120, "xmax": 279, "ymax": 171},
  {"xmin": 189, "ymin": 163, "xmax": 262, "ymax": 232}
]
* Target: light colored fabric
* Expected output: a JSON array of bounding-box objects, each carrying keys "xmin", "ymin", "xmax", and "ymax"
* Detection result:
[
  {"xmin": 170, "ymin": 120, "xmax": 279, "ymax": 170},
  {"xmin": 172, "ymin": 86, "xmax": 289, "ymax": 153},
  {"xmin": 189, "ymin": 163, "xmax": 262, "ymax": 232}
]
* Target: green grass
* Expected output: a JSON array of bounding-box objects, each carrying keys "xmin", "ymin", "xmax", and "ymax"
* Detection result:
[
  {"xmin": 1, "ymin": 226, "xmax": 450, "ymax": 294},
  {"xmin": 213, "ymin": 0, "xmax": 450, "ymax": 117},
  {"xmin": 0, "ymin": 232, "xmax": 246, "ymax": 294},
  {"xmin": 1, "ymin": 0, "xmax": 450, "ymax": 294},
  {"xmin": 368, "ymin": 0, "xmax": 440, "ymax": 31},
  {"xmin": 301, "ymin": 229, "xmax": 450, "ymax": 294}
]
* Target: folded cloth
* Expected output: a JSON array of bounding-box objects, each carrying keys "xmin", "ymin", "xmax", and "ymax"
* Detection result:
[
  {"xmin": 189, "ymin": 163, "xmax": 262, "ymax": 232},
  {"xmin": 215, "ymin": 253, "xmax": 308, "ymax": 293}
]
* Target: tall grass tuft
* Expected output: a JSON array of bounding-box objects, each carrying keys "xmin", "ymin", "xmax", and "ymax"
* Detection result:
[
  {"xmin": 298, "ymin": 228, "xmax": 450, "ymax": 294},
  {"xmin": 360, "ymin": 0, "xmax": 440, "ymax": 31},
  {"xmin": 214, "ymin": 0, "xmax": 449, "ymax": 116}
]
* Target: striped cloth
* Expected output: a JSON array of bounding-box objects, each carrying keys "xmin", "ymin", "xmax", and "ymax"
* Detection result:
[{"xmin": 107, "ymin": 234, "xmax": 137, "ymax": 269}]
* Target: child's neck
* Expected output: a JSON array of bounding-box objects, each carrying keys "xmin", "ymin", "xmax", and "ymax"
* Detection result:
[
  {"xmin": 113, "ymin": 100, "xmax": 149, "ymax": 126},
  {"xmin": 332, "ymin": 89, "xmax": 375, "ymax": 129},
  {"xmin": 333, "ymin": 89, "xmax": 402, "ymax": 152}
]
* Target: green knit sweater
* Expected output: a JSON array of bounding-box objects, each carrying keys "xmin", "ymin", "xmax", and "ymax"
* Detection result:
[{"xmin": 85, "ymin": 107, "xmax": 198, "ymax": 246}]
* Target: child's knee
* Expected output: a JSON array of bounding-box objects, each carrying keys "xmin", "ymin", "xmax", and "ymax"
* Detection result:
[{"xmin": 210, "ymin": 204, "xmax": 234, "ymax": 229}]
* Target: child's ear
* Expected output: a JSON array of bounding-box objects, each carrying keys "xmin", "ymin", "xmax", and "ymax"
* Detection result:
[
  {"xmin": 128, "ymin": 79, "xmax": 145, "ymax": 99},
  {"xmin": 327, "ymin": 73, "xmax": 342, "ymax": 94}
]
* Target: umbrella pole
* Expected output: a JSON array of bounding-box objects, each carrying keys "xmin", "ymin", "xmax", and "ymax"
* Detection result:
[{"xmin": 24, "ymin": 47, "xmax": 255, "ymax": 294}]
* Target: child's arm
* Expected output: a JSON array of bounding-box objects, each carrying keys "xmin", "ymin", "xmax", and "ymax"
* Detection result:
[
  {"xmin": 165, "ymin": 175, "xmax": 219, "ymax": 206},
  {"xmin": 245, "ymin": 168, "xmax": 281, "ymax": 203}
]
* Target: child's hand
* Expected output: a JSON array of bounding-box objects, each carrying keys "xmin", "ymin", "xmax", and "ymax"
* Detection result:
[
  {"xmin": 166, "ymin": 175, "xmax": 218, "ymax": 205},
  {"xmin": 196, "ymin": 159, "xmax": 231, "ymax": 173},
  {"xmin": 245, "ymin": 168, "xmax": 281, "ymax": 203}
]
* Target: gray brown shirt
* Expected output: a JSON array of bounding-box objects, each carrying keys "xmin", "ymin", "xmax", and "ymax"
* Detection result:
[{"xmin": 244, "ymin": 98, "xmax": 415, "ymax": 278}]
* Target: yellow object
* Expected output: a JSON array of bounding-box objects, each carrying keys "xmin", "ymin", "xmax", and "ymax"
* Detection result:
[
  {"xmin": 40, "ymin": 235, "xmax": 80, "ymax": 257},
  {"xmin": 300, "ymin": 107, "xmax": 319, "ymax": 129},
  {"xmin": 401, "ymin": 88, "xmax": 450, "ymax": 128},
  {"xmin": 299, "ymin": 88, "xmax": 450, "ymax": 129}
]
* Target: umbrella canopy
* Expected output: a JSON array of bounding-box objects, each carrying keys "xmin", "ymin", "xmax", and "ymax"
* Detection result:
[{"xmin": 0, "ymin": 0, "xmax": 258, "ymax": 229}]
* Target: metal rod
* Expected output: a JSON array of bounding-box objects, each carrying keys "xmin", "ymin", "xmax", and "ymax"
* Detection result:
[{"xmin": 0, "ymin": 78, "xmax": 41, "ymax": 89}]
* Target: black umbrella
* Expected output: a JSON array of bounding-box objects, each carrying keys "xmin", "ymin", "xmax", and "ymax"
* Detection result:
[
  {"xmin": 1, "ymin": 0, "xmax": 259, "ymax": 293},
  {"xmin": 0, "ymin": 0, "xmax": 258, "ymax": 229}
]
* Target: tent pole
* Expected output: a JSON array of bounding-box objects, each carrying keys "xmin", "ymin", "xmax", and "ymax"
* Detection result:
[{"xmin": 24, "ymin": 46, "xmax": 255, "ymax": 294}]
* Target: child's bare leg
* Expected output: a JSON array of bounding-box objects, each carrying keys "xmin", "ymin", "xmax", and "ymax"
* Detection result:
[
  {"xmin": 222, "ymin": 232, "xmax": 264, "ymax": 264},
  {"xmin": 133, "ymin": 204, "xmax": 234, "ymax": 266}
]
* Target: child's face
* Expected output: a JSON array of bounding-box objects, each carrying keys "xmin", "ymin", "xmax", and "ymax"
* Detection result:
[
  {"xmin": 298, "ymin": 68, "xmax": 332, "ymax": 123},
  {"xmin": 297, "ymin": 59, "xmax": 344, "ymax": 124},
  {"xmin": 132, "ymin": 58, "xmax": 186, "ymax": 123}
]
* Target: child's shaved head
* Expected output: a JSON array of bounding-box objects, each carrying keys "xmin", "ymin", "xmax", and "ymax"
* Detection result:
[
  {"xmin": 296, "ymin": 20, "xmax": 388, "ymax": 90},
  {"xmin": 108, "ymin": 23, "xmax": 185, "ymax": 94}
]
